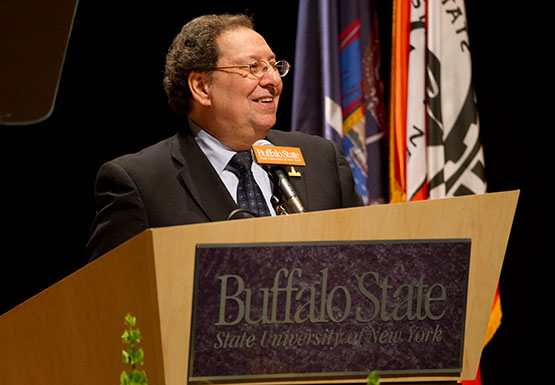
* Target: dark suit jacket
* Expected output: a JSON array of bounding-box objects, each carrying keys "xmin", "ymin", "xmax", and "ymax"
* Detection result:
[{"xmin": 85, "ymin": 128, "xmax": 362, "ymax": 261}]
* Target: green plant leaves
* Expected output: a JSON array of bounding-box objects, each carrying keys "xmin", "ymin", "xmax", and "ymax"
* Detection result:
[
  {"xmin": 367, "ymin": 370, "xmax": 380, "ymax": 385},
  {"xmin": 122, "ymin": 346, "xmax": 144, "ymax": 366},
  {"xmin": 122, "ymin": 328, "xmax": 142, "ymax": 344},
  {"xmin": 121, "ymin": 313, "xmax": 147, "ymax": 385},
  {"xmin": 120, "ymin": 369, "xmax": 148, "ymax": 385},
  {"xmin": 124, "ymin": 313, "xmax": 137, "ymax": 328}
]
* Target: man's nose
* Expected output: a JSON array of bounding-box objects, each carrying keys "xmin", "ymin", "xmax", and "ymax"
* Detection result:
[{"xmin": 259, "ymin": 66, "xmax": 283, "ymax": 87}]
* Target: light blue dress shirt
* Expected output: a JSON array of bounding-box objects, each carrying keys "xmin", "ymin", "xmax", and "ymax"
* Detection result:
[{"xmin": 189, "ymin": 120, "xmax": 276, "ymax": 216}]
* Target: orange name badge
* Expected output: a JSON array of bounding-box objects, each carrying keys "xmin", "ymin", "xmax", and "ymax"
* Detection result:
[{"xmin": 252, "ymin": 145, "xmax": 306, "ymax": 166}]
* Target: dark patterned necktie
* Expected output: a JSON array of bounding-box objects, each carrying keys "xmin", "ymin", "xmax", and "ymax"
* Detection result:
[{"xmin": 228, "ymin": 151, "xmax": 271, "ymax": 217}]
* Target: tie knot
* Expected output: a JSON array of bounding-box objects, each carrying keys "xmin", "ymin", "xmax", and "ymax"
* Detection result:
[{"xmin": 229, "ymin": 151, "xmax": 253, "ymax": 173}]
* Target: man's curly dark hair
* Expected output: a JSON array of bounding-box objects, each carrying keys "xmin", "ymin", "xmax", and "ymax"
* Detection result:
[{"xmin": 163, "ymin": 14, "xmax": 254, "ymax": 117}]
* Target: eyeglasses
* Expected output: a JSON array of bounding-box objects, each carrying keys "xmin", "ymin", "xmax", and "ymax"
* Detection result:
[{"xmin": 210, "ymin": 60, "xmax": 290, "ymax": 78}]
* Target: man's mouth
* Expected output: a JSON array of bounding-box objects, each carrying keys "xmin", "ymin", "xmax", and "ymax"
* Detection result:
[{"xmin": 253, "ymin": 97, "xmax": 274, "ymax": 104}]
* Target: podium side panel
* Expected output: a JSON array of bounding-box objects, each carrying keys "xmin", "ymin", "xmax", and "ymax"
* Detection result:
[{"xmin": 0, "ymin": 231, "xmax": 167, "ymax": 385}]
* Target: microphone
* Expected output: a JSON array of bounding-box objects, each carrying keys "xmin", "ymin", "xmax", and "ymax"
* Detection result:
[{"xmin": 252, "ymin": 140, "xmax": 305, "ymax": 214}]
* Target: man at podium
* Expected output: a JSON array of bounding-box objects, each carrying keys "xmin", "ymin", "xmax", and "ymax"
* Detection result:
[{"xmin": 85, "ymin": 14, "xmax": 362, "ymax": 262}]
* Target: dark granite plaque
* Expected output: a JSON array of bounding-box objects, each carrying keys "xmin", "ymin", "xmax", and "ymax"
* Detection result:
[{"xmin": 189, "ymin": 240, "xmax": 470, "ymax": 382}]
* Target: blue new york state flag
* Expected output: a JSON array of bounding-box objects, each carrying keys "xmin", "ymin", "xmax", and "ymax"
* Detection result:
[{"xmin": 291, "ymin": 0, "xmax": 387, "ymax": 205}]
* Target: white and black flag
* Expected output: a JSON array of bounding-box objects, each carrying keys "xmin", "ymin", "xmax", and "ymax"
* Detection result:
[
  {"xmin": 399, "ymin": 5, "xmax": 498, "ymax": 383},
  {"xmin": 425, "ymin": 0, "xmax": 486, "ymax": 198}
]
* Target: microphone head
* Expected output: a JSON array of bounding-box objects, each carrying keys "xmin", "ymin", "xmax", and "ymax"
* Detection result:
[
  {"xmin": 253, "ymin": 139, "xmax": 274, "ymax": 147},
  {"xmin": 251, "ymin": 139, "xmax": 273, "ymax": 164}
]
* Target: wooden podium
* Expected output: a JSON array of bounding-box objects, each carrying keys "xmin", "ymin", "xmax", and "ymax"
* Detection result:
[{"xmin": 0, "ymin": 191, "xmax": 519, "ymax": 384}]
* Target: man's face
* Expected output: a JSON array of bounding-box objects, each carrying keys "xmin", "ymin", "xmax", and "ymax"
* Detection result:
[{"xmin": 204, "ymin": 27, "xmax": 283, "ymax": 151}]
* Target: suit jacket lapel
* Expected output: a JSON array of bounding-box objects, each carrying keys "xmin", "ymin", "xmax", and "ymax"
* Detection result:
[
  {"xmin": 171, "ymin": 131, "xmax": 238, "ymax": 221},
  {"xmin": 266, "ymin": 131, "xmax": 308, "ymax": 210}
]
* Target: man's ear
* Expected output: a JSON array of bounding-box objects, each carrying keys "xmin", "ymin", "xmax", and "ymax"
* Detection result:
[{"xmin": 188, "ymin": 71, "xmax": 211, "ymax": 107}]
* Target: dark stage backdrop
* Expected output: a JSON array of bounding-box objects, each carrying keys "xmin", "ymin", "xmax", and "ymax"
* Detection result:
[{"xmin": 1, "ymin": 2, "xmax": 543, "ymax": 384}]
